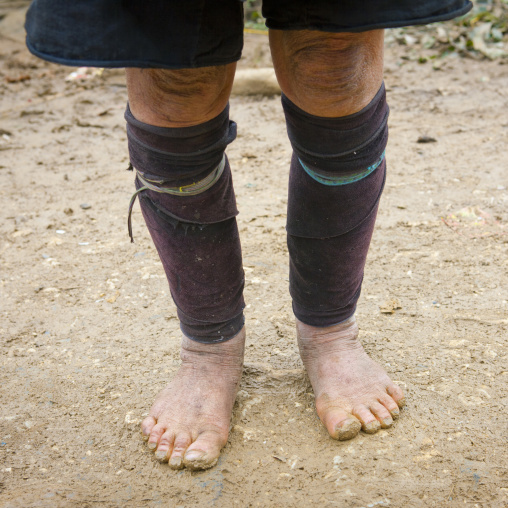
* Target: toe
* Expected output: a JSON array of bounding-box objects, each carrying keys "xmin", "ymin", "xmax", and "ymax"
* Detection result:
[
  {"xmin": 353, "ymin": 405, "xmax": 381, "ymax": 434},
  {"xmin": 320, "ymin": 407, "xmax": 362, "ymax": 441},
  {"xmin": 335, "ymin": 417, "xmax": 362, "ymax": 441},
  {"xmin": 387, "ymin": 384, "xmax": 406, "ymax": 408},
  {"xmin": 155, "ymin": 430, "xmax": 175, "ymax": 462},
  {"xmin": 141, "ymin": 415, "xmax": 156, "ymax": 441},
  {"xmin": 183, "ymin": 430, "xmax": 225, "ymax": 470},
  {"xmin": 370, "ymin": 402, "xmax": 393, "ymax": 429},
  {"xmin": 169, "ymin": 433, "xmax": 192, "ymax": 470},
  {"xmin": 378, "ymin": 393, "xmax": 400, "ymax": 420},
  {"xmin": 147, "ymin": 423, "xmax": 165, "ymax": 451}
]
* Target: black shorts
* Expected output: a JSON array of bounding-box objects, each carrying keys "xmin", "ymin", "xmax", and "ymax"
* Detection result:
[{"xmin": 25, "ymin": 0, "xmax": 472, "ymax": 70}]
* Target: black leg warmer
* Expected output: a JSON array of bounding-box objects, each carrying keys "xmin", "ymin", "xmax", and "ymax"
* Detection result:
[
  {"xmin": 282, "ymin": 85, "xmax": 389, "ymax": 327},
  {"xmin": 126, "ymin": 105, "xmax": 245, "ymax": 343}
]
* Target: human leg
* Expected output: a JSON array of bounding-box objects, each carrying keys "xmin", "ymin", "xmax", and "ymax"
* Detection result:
[
  {"xmin": 126, "ymin": 65, "xmax": 245, "ymax": 469},
  {"xmin": 270, "ymin": 29, "xmax": 405, "ymax": 440}
]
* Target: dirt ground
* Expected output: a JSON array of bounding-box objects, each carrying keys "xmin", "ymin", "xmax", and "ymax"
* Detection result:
[{"xmin": 1, "ymin": 5, "xmax": 507, "ymax": 508}]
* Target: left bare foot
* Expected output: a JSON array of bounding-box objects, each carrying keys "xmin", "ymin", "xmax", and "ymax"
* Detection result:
[{"xmin": 297, "ymin": 315, "xmax": 405, "ymax": 441}]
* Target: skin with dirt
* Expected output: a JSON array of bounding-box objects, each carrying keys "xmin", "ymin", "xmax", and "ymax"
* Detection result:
[{"xmin": 1, "ymin": 5, "xmax": 507, "ymax": 507}]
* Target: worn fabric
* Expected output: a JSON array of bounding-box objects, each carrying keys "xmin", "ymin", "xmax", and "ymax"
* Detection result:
[
  {"xmin": 126, "ymin": 107, "xmax": 245, "ymax": 343},
  {"xmin": 283, "ymin": 88, "xmax": 388, "ymax": 327}
]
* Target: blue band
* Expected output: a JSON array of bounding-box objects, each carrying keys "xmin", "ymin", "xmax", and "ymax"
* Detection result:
[{"xmin": 299, "ymin": 151, "xmax": 385, "ymax": 186}]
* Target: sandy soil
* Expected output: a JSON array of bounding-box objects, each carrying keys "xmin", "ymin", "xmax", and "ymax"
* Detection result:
[{"xmin": 1, "ymin": 5, "xmax": 507, "ymax": 507}]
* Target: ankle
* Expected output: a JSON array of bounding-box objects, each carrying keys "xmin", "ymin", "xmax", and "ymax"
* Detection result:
[
  {"xmin": 296, "ymin": 316, "xmax": 362, "ymax": 355},
  {"xmin": 180, "ymin": 328, "xmax": 245, "ymax": 367}
]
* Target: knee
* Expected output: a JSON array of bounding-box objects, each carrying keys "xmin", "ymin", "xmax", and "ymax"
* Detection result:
[
  {"xmin": 270, "ymin": 30, "xmax": 384, "ymax": 116},
  {"xmin": 147, "ymin": 67, "xmax": 231, "ymax": 100},
  {"xmin": 126, "ymin": 64, "xmax": 236, "ymax": 126}
]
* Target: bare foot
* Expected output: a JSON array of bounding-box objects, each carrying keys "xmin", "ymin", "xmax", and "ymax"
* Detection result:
[
  {"xmin": 141, "ymin": 328, "xmax": 245, "ymax": 470},
  {"xmin": 297, "ymin": 316, "xmax": 405, "ymax": 441}
]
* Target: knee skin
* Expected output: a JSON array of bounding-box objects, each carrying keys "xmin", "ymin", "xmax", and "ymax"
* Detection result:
[
  {"xmin": 126, "ymin": 64, "xmax": 237, "ymax": 127},
  {"xmin": 269, "ymin": 29, "xmax": 384, "ymax": 116}
]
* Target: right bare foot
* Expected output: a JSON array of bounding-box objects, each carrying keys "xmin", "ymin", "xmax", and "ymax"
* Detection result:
[{"xmin": 141, "ymin": 328, "xmax": 245, "ymax": 470}]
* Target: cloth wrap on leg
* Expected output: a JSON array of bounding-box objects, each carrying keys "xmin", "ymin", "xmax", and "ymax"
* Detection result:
[
  {"xmin": 125, "ymin": 105, "xmax": 245, "ymax": 343},
  {"xmin": 282, "ymin": 84, "xmax": 389, "ymax": 326}
]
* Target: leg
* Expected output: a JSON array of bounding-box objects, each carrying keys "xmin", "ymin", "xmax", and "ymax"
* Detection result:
[
  {"xmin": 270, "ymin": 30, "xmax": 405, "ymax": 440},
  {"xmin": 126, "ymin": 65, "xmax": 245, "ymax": 470}
]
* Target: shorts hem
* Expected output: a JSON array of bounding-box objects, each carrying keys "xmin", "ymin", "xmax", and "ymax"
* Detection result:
[
  {"xmin": 265, "ymin": 5, "xmax": 472, "ymax": 33},
  {"xmin": 25, "ymin": 38, "xmax": 242, "ymax": 70}
]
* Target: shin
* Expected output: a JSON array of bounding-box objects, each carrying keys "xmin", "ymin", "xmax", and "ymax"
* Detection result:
[{"xmin": 125, "ymin": 67, "xmax": 244, "ymax": 343}]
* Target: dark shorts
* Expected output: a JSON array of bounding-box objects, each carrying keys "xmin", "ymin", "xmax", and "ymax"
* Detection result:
[{"xmin": 25, "ymin": 0, "xmax": 472, "ymax": 70}]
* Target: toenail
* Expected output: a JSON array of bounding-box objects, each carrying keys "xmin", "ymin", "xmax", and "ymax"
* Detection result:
[
  {"xmin": 155, "ymin": 450, "xmax": 168, "ymax": 460},
  {"xmin": 397, "ymin": 398, "xmax": 406, "ymax": 408},
  {"xmin": 382, "ymin": 417, "xmax": 393, "ymax": 428},
  {"xmin": 169, "ymin": 456, "xmax": 183, "ymax": 469},
  {"xmin": 185, "ymin": 450, "xmax": 204, "ymax": 462},
  {"xmin": 336, "ymin": 419, "xmax": 361, "ymax": 441},
  {"xmin": 390, "ymin": 408, "xmax": 400, "ymax": 418},
  {"xmin": 147, "ymin": 442, "xmax": 157, "ymax": 450},
  {"xmin": 363, "ymin": 421, "xmax": 380, "ymax": 433},
  {"xmin": 141, "ymin": 433, "xmax": 149, "ymax": 441}
]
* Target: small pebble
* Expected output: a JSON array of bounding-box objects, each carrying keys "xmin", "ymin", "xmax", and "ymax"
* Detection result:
[
  {"xmin": 56, "ymin": 230, "xmax": 65, "ymax": 234},
  {"xmin": 80, "ymin": 203, "xmax": 91, "ymax": 210},
  {"xmin": 417, "ymin": 135, "xmax": 437, "ymax": 143}
]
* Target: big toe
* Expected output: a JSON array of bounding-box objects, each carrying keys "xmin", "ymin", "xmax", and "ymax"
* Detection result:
[
  {"xmin": 183, "ymin": 431, "xmax": 225, "ymax": 470},
  {"xmin": 320, "ymin": 407, "xmax": 362, "ymax": 441},
  {"xmin": 141, "ymin": 415, "xmax": 156, "ymax": 441}
]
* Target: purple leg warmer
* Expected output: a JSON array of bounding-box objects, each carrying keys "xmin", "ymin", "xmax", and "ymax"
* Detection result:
[
  {"xmin": 282, "ymin": 85, "xmax": 389, "ymax": 327},
  {"xmin": 126, "ymin": 105, "xmax": 245, "ymax": 343}
]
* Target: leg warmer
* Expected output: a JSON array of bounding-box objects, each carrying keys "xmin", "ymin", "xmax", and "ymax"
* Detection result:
[
  {"xmin": 126, "ymin": 105, "xmax": 245, "ymax": 343},
  {"xmin": 282, "ymin": 84, "xmax": 389, "ymax": 326}
]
